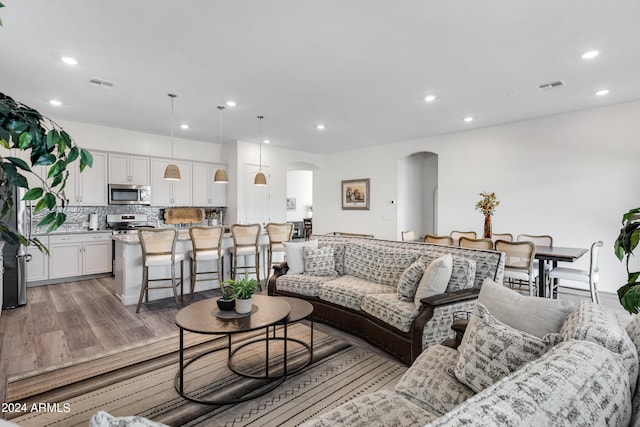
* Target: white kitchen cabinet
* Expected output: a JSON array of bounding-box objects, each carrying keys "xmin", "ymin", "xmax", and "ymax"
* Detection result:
[
  {"xmin": 49, "ymin": 233, "xmax": 112, "ymax": 279},
  {"xmin": 26, "ymin": 237, "xmax": 49, "ymax": 283},
  {"xmin": 192, "ymin": 162, "xmax": 227, "ymax": 207},
  {"xmin": 108, "ymin": 154, "xmax": 150, "ymax": 185},
  {"xmin": 67, "ymin": 151, "xmax": 108, "ymax": 206},
  {"xmin": 150, "ymin": 158, "xmax": 192, "ymax": 206}
]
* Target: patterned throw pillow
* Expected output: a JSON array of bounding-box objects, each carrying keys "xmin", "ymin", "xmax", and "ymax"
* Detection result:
[
  {"xmin": 303, "ymin": 246, "xmax": 336, "ymax": 276},
  {"xmin": 397, "ymin": 261, "xmax": 426, "ymax": 301},
  {"xmin": 446, "ymin": 257, "xmax": 476, "ymax": 292},
  {"xmin": 413, "ymin": 254, "xmax": 453, "ymax": 308},
  {"xmin": 453, "ymin": 303, "xmax": 562, "ymax": 393}
]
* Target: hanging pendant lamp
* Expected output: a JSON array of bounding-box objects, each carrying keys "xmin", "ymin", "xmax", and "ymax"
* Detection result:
[
  {"xmin": 164, "ymin": 93, "xmax": 181, "ymax": 181},
  {"xmin": 254, "ymin": 115, "xmax": 267, "ymax": 186},
  {"xmin": 214, "ymin": 106, "xmax": 229, "ymax": 183}
]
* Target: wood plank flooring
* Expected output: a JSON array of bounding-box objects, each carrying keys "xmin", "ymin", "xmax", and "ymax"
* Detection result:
[{"xmin": 0, "ymin": 277, "xmax": 629, "ymax": 404}]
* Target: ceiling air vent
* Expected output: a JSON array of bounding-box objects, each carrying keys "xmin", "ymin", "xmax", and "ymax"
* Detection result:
[
  {"xmin": 538, "ymin": 80, "xmax": 566, "ymax": 91},
  {"xmin": 89, "ymin": 77, "xmax": 115, "ymax": 89}
]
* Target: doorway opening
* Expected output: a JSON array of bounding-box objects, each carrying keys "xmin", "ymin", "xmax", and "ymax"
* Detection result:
[{"xmin": 398, "ymin": 151, "xmax": 438, "ymax": 240}]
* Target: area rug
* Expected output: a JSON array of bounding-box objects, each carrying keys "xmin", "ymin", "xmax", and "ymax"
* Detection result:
[{"xmin": 4, "ymin": 323, "xmax": 408, "ymax": 426}]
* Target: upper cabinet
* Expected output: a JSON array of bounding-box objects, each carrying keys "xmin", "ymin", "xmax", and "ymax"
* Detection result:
[
  {"xmin": 71, "ymin": 151, "xmax": 108, "ymax": 206},
  {"xmin": 150, "ymin": 158, "xmax": 192, "ymax": 206},
  {"xmin": 108, "ymin": 154, "xmax": 150, "ymax": 185},
  {"xmin": 192, "ymin": 162, "xmax": 227, "ymax": 207}
]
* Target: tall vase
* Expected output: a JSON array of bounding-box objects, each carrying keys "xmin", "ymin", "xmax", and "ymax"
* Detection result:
[{"xmin": 483, "ymin": 214, "xmax": 492, "ymax": 239}]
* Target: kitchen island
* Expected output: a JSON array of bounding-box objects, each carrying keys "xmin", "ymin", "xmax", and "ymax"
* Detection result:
[{"xmin": 112, "ymin": 230, "xmax": 271, "ymax": 306}]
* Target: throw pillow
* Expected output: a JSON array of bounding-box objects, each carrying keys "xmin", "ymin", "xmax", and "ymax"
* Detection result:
[
  {"xmin": 478, "ymin": 277, "xmax": 574, "ymax": 338},
  {"xmin": 397, "ymin": 261, "xmax": 426, "ymax": 301},
  {"xmin": 453, "ymin": 303, "xmax": 562, "ymax": 393},
  {"xmin": 283, "ymin": 239, "xmax": 318, "ymax": 274},
  {"xmin": 446, "ymin": 257, "xmax": 477, "ymax": 293},
  {"xmin": 303, "ymin": 246, "xmax": 336, "ymax": 276},
  {"xmin": 414, "ymin": 254, "xmax": 453, "ymax": 308}
]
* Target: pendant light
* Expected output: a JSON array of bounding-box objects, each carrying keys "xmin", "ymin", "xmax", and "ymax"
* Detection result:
[
  {"xmin": 163, "ymin": 93, "xmax": 181, "ymax": 181},
  {"xmin": 213, "ymin": 106, "xmax": 229, "ymax": 183},
  {"xmin": 254, "ymin": 115, "xmax": 267, "ymax": 186}
]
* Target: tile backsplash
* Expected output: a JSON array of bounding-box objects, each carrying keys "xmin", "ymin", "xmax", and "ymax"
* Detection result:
[{"xmin": 29, "ymin": 205, "xmax": 226, "ymax": 234}]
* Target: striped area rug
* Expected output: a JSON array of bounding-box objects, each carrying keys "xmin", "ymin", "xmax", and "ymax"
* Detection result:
[{"xmin": 5, "ymin": 323, "xmax": 407, "ymax": 427}]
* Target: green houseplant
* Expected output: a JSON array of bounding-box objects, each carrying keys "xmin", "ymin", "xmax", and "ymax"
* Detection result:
[
  {"xmin": 615, "ymin": 207, "xmax": 640, "ymax": 314},
  {"xmin": 224, "ymin": 273, "xmax": 259, "ymax": 314},
  {"xmin": 216, "ymin": 281, "xmax": 236, "ymax": 311}
]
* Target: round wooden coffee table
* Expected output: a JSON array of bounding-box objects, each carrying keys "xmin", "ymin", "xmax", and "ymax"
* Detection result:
[{"xmin": 174, "ymin": 294, "xmax": 290, "ymax": 404}]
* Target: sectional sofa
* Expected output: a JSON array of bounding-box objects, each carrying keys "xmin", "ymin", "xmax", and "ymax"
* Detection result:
[
  {"xmin": 267, "ymin": 235, "xmax": 505, "ymax": 364},
  {"xmin": 302, "ymin": 279, "xmax": 640, "ymax": 426}
]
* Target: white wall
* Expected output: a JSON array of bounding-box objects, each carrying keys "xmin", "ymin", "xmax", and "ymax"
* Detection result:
[
  {"xmin": 314, "ymin": 100, "xmax": 640, "ymax": 293},
  {"xmin": 286, "ymin": 171, "xmax": 313, "ymax": 221}
]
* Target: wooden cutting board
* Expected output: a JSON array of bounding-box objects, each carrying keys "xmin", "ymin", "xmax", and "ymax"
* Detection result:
[{"xmin": 164, "ymin": 207, "xmax": 205, "ymax": 224}]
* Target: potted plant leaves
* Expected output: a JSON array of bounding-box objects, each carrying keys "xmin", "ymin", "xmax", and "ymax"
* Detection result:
[
  {"xmin": 225, "ymin": 273, "xmax": 259, "ymax": 314},
  {"xmin": 216, "ymin": 282, "xmax": 236, "ymax": 311}
]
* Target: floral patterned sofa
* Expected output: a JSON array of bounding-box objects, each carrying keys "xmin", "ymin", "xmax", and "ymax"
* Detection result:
[
  {"xmin": 267, "ymin": 235, "xmax": 505, "ymax": 364},
  {"xmin": 302, "ymin": 279, "xmax": 640, "ymax": 427}
]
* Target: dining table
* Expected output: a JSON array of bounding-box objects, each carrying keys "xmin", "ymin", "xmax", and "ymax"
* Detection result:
[{"xmin": 534, "ymin": 246, "xmax": 589, "ymax": 298}]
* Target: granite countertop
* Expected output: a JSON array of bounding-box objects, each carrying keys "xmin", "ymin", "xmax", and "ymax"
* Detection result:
[{"xmin": 34, "ymin": 229, "xmax": 114, "ymax": 237}]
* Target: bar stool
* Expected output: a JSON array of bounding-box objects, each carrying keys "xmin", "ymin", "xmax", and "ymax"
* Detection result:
[
  {"xmin": 265, "ymin": 222, "xmax": 294, "ymax": 281},
  {"xmin": 188, "ymin": 225, "xmax": 224, "ymax": 301},
  {"xmin": 136, "ymin": 228, "xmax": 184, "ymax": 313},
  {"xmin": 229, "ymin": 223, "xmax": 262, "ymax": 287}
]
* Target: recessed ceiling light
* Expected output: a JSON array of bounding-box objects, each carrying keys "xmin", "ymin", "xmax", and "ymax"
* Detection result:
[
  {"xmin": 61, "ymin": 56, "xmax": 78, "ymax": 65},
  {"xmin": 180, "ymin": 124, "xmax": 189, "ymax": 129},
  {"xmin": 581, "ymin": 50, "xmax": 600, "ymax": 59},
  {"xmin": 316, "ymin": 124, "xmax": 326, "ymax": 130},
  {"xmin": 263, "ymin": 139, "xmax": 270, "ymax": 144},
  {"xmin": 424, "ymin": 95, "xmax": 437, "ymax": 102},
  {"xmin": 226, "ymin": 101, "xmax": 237, "ymax": 107},
  {"xmin": 595, "ymin": 89, "xmax": 610, "ymax": 96},
  {"xmin": 49, "ymin": 99, "xmax": 62, "ymax": 106},
  {"xmin": 463, "ymin": 116, "xmax": 474, "ymax": 123}
]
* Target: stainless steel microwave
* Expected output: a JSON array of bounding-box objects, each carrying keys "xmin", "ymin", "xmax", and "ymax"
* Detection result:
[{"xmin": 108, "ymin": 184, "xmax": 151, "ymax": 205}]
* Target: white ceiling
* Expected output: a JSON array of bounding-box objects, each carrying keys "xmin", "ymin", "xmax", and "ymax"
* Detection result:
[{"xmin": 2, "ymin": 1, "xmax": 640, "ymax": 154}]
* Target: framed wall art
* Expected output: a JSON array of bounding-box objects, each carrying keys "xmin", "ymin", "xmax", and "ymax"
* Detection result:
[
  {"xmin": 341, "ymin": 178, "xmax": 370, "ymax": 210},
  {"xmin": 286, "ymin": 197, "xmax": 297, "ymax": 210}
]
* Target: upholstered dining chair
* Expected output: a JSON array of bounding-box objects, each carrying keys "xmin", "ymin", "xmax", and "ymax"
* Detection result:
[
  {"xmin": 548, "ymin": 241, "xmax": 603, "ymax": 303},
  {"xmin": 495, "ymin": 240, "xmax": 537, "ymax": 296},
  {"xmin": 491, "ymin": 232, "xmax": 513, "ymax": 243},
  {"xmin": 136, "ymin": 228, "xmax": 184, "ymax": 313},
  {"xmin": 265, "ymin": 222, "xmax": 294, "ymax": 281},
  {"xmin": 450, "ymin": 231, "xmax": 477, "ymax": 246},
  {"xmin": 401, "ymin": 230, "xmax": 416, "ymax": 241},
  {"xmin": 459, "ymin": 236, "xmax": 494, "ymax": 250},
  {"xmin": 424, "ymin": 234, "xmax": 454, "ymax": 246},
  {"xmin": 229, "ymin": 223, "xmax": 262, "ymax": 287},
  {"xmin": 188, "ymin": 225, "xmax": 224, "ymax": 301}
]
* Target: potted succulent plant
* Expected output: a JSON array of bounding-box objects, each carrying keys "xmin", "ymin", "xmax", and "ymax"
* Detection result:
[
  {"xmin": 216, "ymin": 282, "xmax": 235, "ymax": 311},
  {"xmin": 225, "ymin": 273, "xmax": 259, "ymax": 314}
]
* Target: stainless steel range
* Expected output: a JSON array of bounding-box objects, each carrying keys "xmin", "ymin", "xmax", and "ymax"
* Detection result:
[{"xmin": 106, "ymin": 214, "xmax": 152, "ymax": 235}]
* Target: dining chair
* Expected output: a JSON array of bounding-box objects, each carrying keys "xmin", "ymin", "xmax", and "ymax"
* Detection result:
[
  {"xmin": 459, "ymin": 236, "xmax": 494, "ymax": 250},
  {"xmin": 491, "ymin": 232, "xmax": 513, "ymax": 243},
  {"xmin": 136, "ymin": 228, "xmax": 184, "ymax": 312},
  {"xmin": 517, "ymin": 234, "xmax": 553, "ymax": 292},
  {"xmin": 548, "ymin": 241, "xmax": 603, "ymax": 303},
  {"xmin": 450, "ymin": 231, "xmax": 476, "ymax": 246},
  {"xmin": 495, "ymin": 240, "xmax": 537, "ymax": 296},
  {"xmin": 303, "ymin": 218, "xmax": 313, "ymax": 240},
  {"xmin": 265, "ymin": 222, "xmax": 294, "ymax": 281},
  {"xmin": 401, "ymin": 230, "xmax": 415, "ymax": 241},
  {"xmin": 424, "ymin": 234, "xmax": 454, "ymax": 246},
  {"xmin": 188, "ymin": 225, "xmax": 224, "ymax": 301},
  {"xmin": 229, "ymin": 223, "xmax": 262, "ymax": 288}
]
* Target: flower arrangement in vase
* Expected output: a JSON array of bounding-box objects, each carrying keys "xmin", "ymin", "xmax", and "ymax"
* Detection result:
[
  {"xmin": 475, "ymin": 192, "xmax": 500, "ymax": 238},
  {"xmin": 224, "ymin": 273, "xmax": 259, "ymax": 314}
]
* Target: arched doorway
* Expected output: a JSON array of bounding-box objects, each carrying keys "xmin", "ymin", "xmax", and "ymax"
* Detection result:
[{"xmin": 397, "ymin": 152, "xmax": 438, "ymax": 239}]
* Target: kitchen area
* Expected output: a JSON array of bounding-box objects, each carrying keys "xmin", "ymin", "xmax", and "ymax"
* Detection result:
[{"xmin": 2, "ymin": 148, "xmax": 232, "ymax": 310}]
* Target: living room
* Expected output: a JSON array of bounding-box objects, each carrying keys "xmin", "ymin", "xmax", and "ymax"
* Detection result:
[{"xmin": 2, "ymin": 1, "xmax": 640, "ymax": 426}]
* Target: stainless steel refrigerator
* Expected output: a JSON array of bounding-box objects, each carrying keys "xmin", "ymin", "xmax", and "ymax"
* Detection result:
[{"xmin": 2, "ymin": 185, "xmax": 28, "ymax": 309}]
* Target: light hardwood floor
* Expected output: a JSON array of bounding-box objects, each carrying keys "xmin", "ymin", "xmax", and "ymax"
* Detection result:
[{"xmin": 0, "ymin": 277, "xmax": 630, "ymax": 403}]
